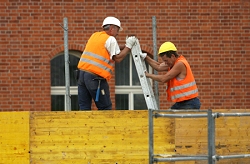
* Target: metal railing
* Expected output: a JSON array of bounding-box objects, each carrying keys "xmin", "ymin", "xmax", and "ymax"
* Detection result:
[{"xmin": 148, "ymin": 109, "xmax": 250, "ymax": 164}]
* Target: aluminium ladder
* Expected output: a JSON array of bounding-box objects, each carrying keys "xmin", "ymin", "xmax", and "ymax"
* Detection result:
[{"xmin": 131, "ymin": 39, "xmax": 158, "ymax": 110}]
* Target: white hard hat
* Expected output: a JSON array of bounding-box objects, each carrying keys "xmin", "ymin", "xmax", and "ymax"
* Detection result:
[{"xmin": 102, "ymin": 16, "xmax": 123, "ymax": 31}]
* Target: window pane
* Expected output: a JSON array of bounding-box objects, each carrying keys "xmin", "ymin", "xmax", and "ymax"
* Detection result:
[
  {"xmin": 71, "ymin": 95, "xmax": 79, "ymax": 111},
  {"xmin": 134, "ymin": 94, "xmax": 147, "ymax": 110},
  {"xmin": 115, "ymin": 54, "xmax": 129, "ymax": 85},
  {"xmin": 115, "ymin": 94, "xmax": 128, "ymax": 110},
  {"xmin": 69, "ymin": 56, "xmax": 79, "ymax": 86},
  {"xmin": 51, "ymin": 54, "xmax": 79, "ymax": 86},
  {"xmin": 51, "ymin": 95, "xmax": 79, "ymax": 111},
  {"xmin": 51, "ymin": 95, "xmax": 64, "ymax": 111},
  {"xmin": 132, "ymin": 60, "xmax": 140, "ymax": 86}
]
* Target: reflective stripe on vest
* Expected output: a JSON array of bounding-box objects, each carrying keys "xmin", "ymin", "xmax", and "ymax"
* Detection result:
[
  {"xmin": 171, "ymin": 88, "xmax": 198, "ymax": 100},
  {"xmin": 170, "ymin": 81, "xmax": 196, "ymax": 92},
  {"xmin": 80, "ymin": 51, "xmax": 115, "ymax": 74}
]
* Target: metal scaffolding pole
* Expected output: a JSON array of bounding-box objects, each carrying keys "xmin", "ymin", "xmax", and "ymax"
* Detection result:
[
  {"xmin": 208, "ymin": 109, "xmax": 216, "ymax": 164},
  {"xmin": 63, "ymin": 17, "xmax": 71, "ymax": 111},
  {"xmin": 152, "ymin": 16, "xmax": 159, "ymax": 109},
  {"xmin": 148, "ymin": 109, "xmax": 154, "ymax": 164}
]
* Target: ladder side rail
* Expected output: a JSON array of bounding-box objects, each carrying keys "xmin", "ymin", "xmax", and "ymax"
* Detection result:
[{"xmin": 131, "ymin": 40, "xmax": 158, "ymax": 110}]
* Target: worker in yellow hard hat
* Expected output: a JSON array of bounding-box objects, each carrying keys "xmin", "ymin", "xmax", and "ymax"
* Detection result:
[
  {"xmin": 141, "ymin": 41, "xmax": 201, "ymax": 110},
  {"xmin": 77, "ymin": 16, "xmax": 137, "ymax": 110}
]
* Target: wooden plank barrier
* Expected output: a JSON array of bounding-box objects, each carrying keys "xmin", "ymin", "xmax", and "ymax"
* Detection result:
[
  {"xmin": 29, "ymin": 110, "xmax": 174, "ymax": 164},
  {"xmin": 1, "ymin": 110, "xmax": 250, "ymax": 164},
  {"xmin": 0, "ymin": 112, "xmax": 30, "ymax": 164}
]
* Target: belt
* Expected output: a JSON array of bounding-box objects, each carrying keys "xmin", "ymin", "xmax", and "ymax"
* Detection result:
[
  {"xmin": 80, "ymin": 70, "xmax": 102, "ymax": 78},
  {"xmin": 179, "ymin": 97, "xmax": 196, "ymax": 103}
]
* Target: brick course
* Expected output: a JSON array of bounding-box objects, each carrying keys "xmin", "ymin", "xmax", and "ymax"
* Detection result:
[{"xmin": 0, "ymin": 0, "xmax": 250, "ymax": 111}]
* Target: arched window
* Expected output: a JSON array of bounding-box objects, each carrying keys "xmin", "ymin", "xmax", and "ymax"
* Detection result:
[{"xmin": 50, "ymin": 50, "xmax": 81, "ymax": 111}]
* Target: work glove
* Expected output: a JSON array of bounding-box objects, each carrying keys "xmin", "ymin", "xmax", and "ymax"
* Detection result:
[
  {"xmin": 125, "ymin": 36, "xmax": 137, "ymax": 49},
  {"xmin": 140, "ymin": 52, "xmax": 147, "ymax": 60}
]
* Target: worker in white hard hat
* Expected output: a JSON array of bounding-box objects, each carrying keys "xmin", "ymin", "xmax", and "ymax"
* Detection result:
[
  {"xmin": 140, "ymin": 42, "xmax": 201, "ymax": 110},
  {"xmin": 77, "ymin": 16, "xmax": 137, "ymax": 110}
]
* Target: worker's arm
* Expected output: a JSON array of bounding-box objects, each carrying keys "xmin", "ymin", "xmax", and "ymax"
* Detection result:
[
  {"xmin": 112, "ymin": 47, "xmax": 131, "ymax": 63},
  {"xmin": 145, "ymin": 61, "xmax": 185, "ymax": 83},
  {"xmin": 144, "ymin": 55, "xmax": 169, "ymax": 72},
  {"xmin": 119, "ymin": 44, "xmax": 125, "ymax": 50}
]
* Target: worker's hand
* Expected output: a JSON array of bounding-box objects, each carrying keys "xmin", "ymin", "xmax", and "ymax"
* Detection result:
[
  {"xmin": 125, "ymin": 36, "xmax": 137, "ymax": 49},
  {"xmin": 140, "ymin": 52, "xmax": 147, "ymax": 60},
  {"xmin": 144, "ymin": 71, "xmax": 149, "ymax": 78}
]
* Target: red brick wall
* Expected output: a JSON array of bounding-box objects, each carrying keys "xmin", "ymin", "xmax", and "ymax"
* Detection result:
[{"xmin": 0, "ymin": 0, "xmax": 250, "ymax": 111}]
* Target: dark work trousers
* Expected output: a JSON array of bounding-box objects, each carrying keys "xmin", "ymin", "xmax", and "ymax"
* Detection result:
[
  {"xmin": 170, "ymin": 97, "xmax": 201, "ymax": 110},
  {"xmin": 78, "ymin": 70, "xmax": 112, "ymax": 110}
]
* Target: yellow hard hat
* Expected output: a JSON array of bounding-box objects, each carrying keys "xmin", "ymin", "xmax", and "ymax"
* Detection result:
[{"xmin": 158, "ymin": 42, "xmax": 177, "ymax": 55}]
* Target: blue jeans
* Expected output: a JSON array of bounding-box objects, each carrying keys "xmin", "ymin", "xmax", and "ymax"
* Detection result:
[
  {"xmin": 170, "ymin": 97, "xmax": 201, "ymax": 110},
  {"xmin": 78, "ymin": 70, "xmax": 112, "ymax": 110}
]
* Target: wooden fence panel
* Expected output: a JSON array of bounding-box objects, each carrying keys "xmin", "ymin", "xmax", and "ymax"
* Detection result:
[
  {"xmin": 0, "ymin": 112, "xmax": 30, "ymax": 164},
  {"xmin": 1, "ymin": 110, "xmax": 250, "ymax": 164},
  {"xmin": 29, "ymin": 110, "xmax": 175, "ymax": 164}
]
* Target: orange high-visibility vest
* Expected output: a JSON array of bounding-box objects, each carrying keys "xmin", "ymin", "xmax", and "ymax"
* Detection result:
[
  {"xmin": 166, "ymin": 55, "xmax": 198, "ymax": 102},
  {"xmin": 77, "ymin": 31, "xmax": 115, "ymax": 80}
]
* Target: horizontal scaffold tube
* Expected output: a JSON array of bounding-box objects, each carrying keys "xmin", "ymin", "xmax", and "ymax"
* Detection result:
[
  {"xmin": 154, "ymin": 113, "xmax": 208, "ymax": 118},
  {"xmin": 154, "ymin": 156, "xmax": 208, "ymax": 162},
  {"xmin": 153, "ymin": 112, "xmax": 250, "ymax": 118},
  {"xmin": 217, "ymin": 113, "xmax": 250, "ymax": 117},
  {"xmin": 214, "ymin": 154, "xmax": 250, "ymax": 160}
]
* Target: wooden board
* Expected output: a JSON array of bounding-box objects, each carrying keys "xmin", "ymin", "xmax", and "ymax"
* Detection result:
[
  {"xmin": 29, "ymin": 110, "xmax": 175, "ymax": 163},
  {"xmin": 1, "ymin": 109, "xmax": 250, "ymax": 164},
  {"xmin": 0, "ymin": 112, "xmax": 30, "ymax": 164}
]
